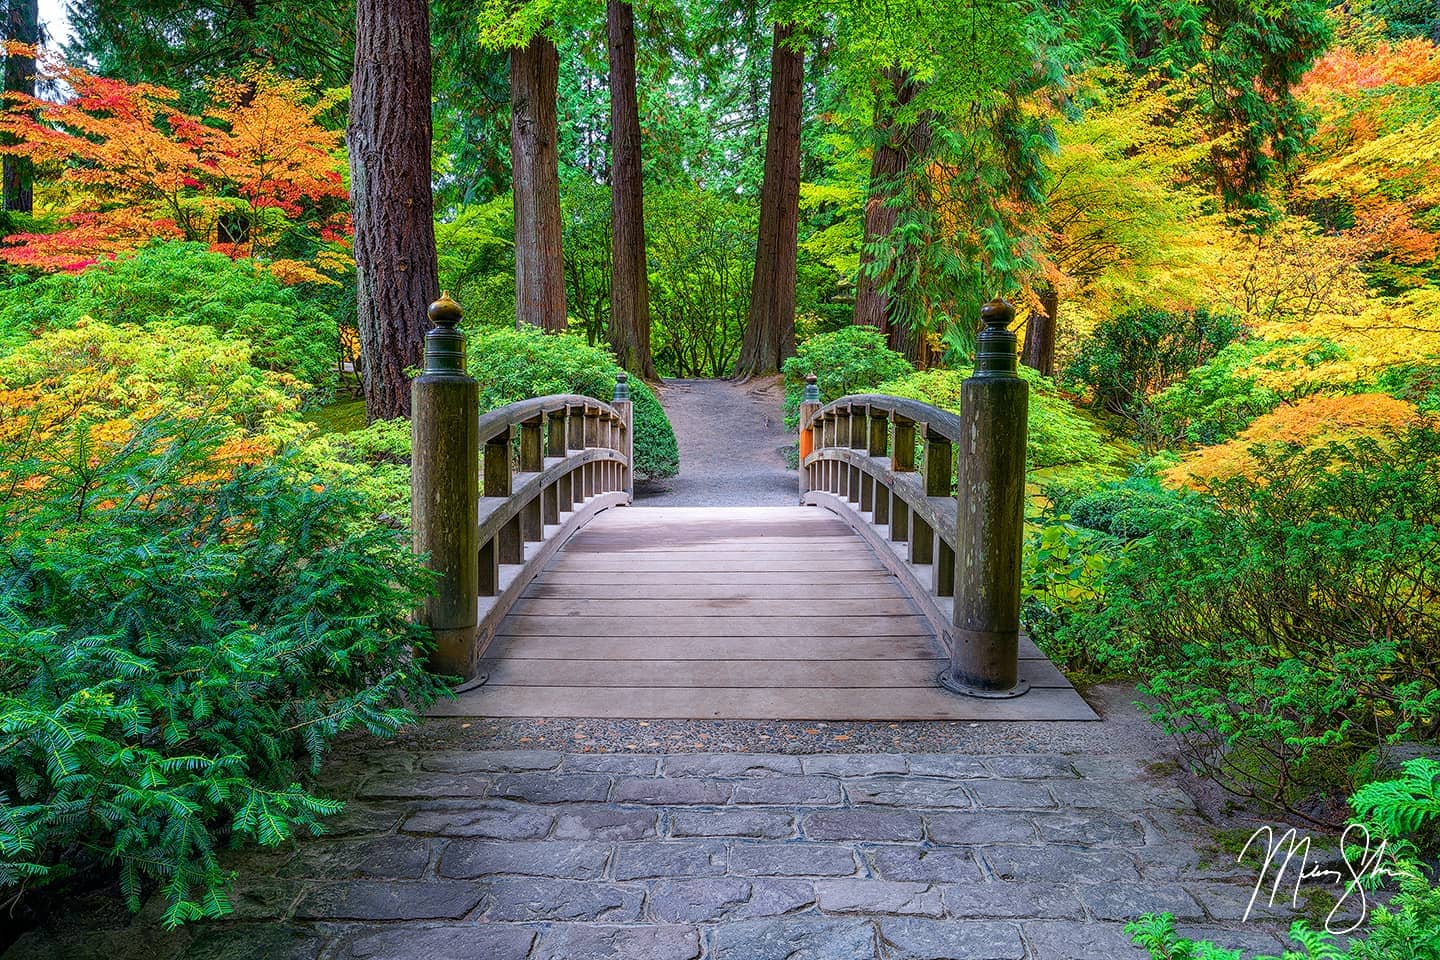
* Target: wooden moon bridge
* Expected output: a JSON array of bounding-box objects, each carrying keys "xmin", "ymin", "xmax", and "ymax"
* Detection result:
[{"xmin": 411, "ymin": 295, "xmax": 1094, "ymax": 723}]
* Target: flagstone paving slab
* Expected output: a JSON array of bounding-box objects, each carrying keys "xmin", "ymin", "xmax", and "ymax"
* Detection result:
[{"xmin": 6, "ymin": 740, "xmax": 1311, "ymax": 960}]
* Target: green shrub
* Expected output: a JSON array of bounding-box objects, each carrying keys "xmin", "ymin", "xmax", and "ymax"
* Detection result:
[
  {"xmin": 0, "ymin": 416, "xmax": 447, "ymax": 926},
  {"xmin": 1128, "ymin": 759, "xmax": 1440, "ymax": 959},
  {"xmin": 1065, "ymin": 306, "xmax": 1243, "ymax": 442},
  {"xmin": 877, "ymin": 366, "xmax": 1120, "ymax": 477},
  {"xmin": 1085, "ymin": 427, "xmax": 1440, "ymax": 817},
  {"xmin": 293, "ymin": 418, "xmax": 413, "ymax": 527},
  {"xmin": 0, "ymin": 318, "xmax": 305, "ymax": 432},
  {"xmin": 1151, "ymin": 337, "xmax": 1348, "ymax": 446},
  {"xmin": 781, "ymin": 326, "xmax": 915, "ymax": 427},
  {"xmin": 0, "ymin": 241, "xmax": 340, "ymax": 390},
  {"xmin": 466, "ymin": 325, "xmax": 679, "ymax": 479}
]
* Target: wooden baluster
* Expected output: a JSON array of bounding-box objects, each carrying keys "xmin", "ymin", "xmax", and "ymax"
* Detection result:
[
  {"xmin": 910, "ymin": 515, "xmax": 933, "ymax": 566},
  {"xmin": 936, "ymin": 540, "xmax": 956, "ymax": 597},
  {"xmin": 892, "ymin": 415, "xmax": 916, "ymax": 472},
  {"xmin": 484, "ymin": 425, "xmax": 523, "ymax": 566},
  {"xmin": 943, "ymin": 298, "xmax": 1030, "ymax": 699},
  {"xmin": 583, "ymin": 406, "xmax": 602, "ymax": 498},
  {"xmin": 849, "ymin": 404, "xmax": 867, "ymax": 450},
  {"xmin": 519, "ymin": 415, "xmax": 544, "ymax": 543},
  {"xmin": 547, "ymin": 408, "xmax": 567, "ymax": 459},
  {"xmin": 891, "ymin": 496, "xmax": 910, "ymax": 545},
  {"xmin": 411, "ymin": 293, "xmax": 479, "ymax": 676},
  {"xmin": 923, "ymin": 423, "xmax": 953, "ymax": 499},
  {"xmin": 566, "ymin": 402, "xmax": 585, "ymax": 450}
]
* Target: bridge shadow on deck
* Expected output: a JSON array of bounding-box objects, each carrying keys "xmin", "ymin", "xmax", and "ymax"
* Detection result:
[{"xmin": 434, "ymin": 507, "xmax": 1094, "ymax": 722}]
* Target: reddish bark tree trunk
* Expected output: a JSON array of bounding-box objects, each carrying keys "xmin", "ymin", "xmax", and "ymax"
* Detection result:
[
  {"xmin": 1020, "ymin": 287, "xmax": 1059, "ymax": 378},
  {"xmin": 3, "ymin": 0, "xmax": 37, "ymax": 213},
  {"xmin": 348, "ymin": 0, "xmax": 438, "ymax": 420},
  {"xmin": 854, "ymin": 70, "xmax": 933, "ymax": 367},
  {"xmin": 510, "ymin": 33, "xmax": 567, "ymax": 332},
  {"xmin": 735, "ymin": 22, "xmax": 803, "ymax": 379},
  {"xmin": 606, "ymin": 0, "xmax": 657, "ymax": 379}
]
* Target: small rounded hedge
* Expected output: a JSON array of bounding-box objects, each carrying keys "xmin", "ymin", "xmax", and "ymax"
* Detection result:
[
  {"xmin": 465, "ymin": 325, "xmax": 679, "ymax": 480},
  {"xmin": 0, "ymin": 241, "xmax": 339, "ymax": 390}
]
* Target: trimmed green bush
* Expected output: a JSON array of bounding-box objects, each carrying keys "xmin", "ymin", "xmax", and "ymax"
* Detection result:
[
  {"xmin": 466, "ymin": 325, "xmax": 679, "ymax": 479},
  {"xmin": 0, "ymin": 241, "xmax": 340, "ymax": 390},
  {"xmin": 0, "ymin": 416, "xmax": 447, "ymax": 926},
  {"xmin": 781, "ymin": 326, "xmax": 915, "ymax": 426}
]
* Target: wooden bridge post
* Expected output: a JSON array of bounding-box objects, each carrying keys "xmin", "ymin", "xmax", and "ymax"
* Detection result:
[
  {"xmin": 613, "ymin": 372, "xmax": 634, "ymax": 499},
  {"xmin": 942, "ymin": 298, "xmax": 1031, "ymax": 699},
  {"xmin": 411, "ymin": 293, "xmax": 480, "ymax": 677},
  {"xmin": 798, "ymin": 373, "xmax": 820, "ymax": 501}
]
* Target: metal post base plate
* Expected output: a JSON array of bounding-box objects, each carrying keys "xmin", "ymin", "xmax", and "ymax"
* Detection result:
[{"xmin": 937, "ymin": 669, "xmax": 1031, "ymax": 700}]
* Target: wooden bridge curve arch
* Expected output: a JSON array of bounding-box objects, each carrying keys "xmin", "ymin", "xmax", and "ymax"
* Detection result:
[{"xmin": 412, "ymin": 295, "xmax": 1094, "ymax": 723}]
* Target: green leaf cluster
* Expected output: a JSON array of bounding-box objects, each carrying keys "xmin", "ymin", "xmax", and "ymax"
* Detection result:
[
  {"xmin": 0, "ymin": 242, "xmax": 341, "ymax": 391},
  {"xmin": 466, "ymin": 325, "xmax": 679, "ymax": 480},
  {"xmin": 0, "ymin": 415, "xmax": 447, "ymax": 925}
]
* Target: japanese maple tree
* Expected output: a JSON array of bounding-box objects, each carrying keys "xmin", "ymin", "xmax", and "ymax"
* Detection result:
[{"xmin": 0, "ymin": 44, "xmax": 349, "ymax": 283}]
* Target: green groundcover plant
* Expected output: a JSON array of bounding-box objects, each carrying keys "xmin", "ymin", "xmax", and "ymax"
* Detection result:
[{"xmin": 0, "ymin": 415, "xmax": 449, "ymax": 926}]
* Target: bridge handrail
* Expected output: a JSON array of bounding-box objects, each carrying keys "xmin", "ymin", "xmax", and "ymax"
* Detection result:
[
  {"xmin": 799, "ymin": 392, "xmax": 964, "ymax": 616},
  {"xmin": 410, "ymin": 294, "xmax": 633, "ymax": 682},
  {"xmin": 796, "ymin": 299, "xmax": 1031, "ymax": 698}
]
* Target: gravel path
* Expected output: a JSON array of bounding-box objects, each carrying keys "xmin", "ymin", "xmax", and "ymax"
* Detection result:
[{"xmin": 636, "ymin": 378, "xmax": 795, "ymax": 508}]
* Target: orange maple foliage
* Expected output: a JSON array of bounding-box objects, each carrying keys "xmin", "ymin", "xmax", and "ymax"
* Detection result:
[
  {"xmin": 1165, "ymin": 393, "xmax": 1424, "ymax": 487},
  {"xmin": 0, "ymin": 44, "xmax": 349, "ymax": 282}
]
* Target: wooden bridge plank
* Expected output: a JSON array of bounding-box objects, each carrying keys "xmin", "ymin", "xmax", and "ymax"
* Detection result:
[
  {"xmin": 436, "ymin": 683, "xmax": 1098, "ymax": 721},
  {"xmin": 477, "ymin": 656, "xmax": 1071, "ymax": 690},
  {"xmin": 536, "ymin": 570, "xmax": 893, "ymax": 584},
  {"xmin": 482, "ymin": 634, "xmax": 943, "ymax": 661},
  {"xmin": 523, "ymin": 581, "xmax": 906, "ymax": 600},
  {"xmin": 507, "ymin": 597, "xmax": 921, "ymax": 618},
  {"xmin": 500, "ymin": 614, "xmax": 934, "ymax": 637}
]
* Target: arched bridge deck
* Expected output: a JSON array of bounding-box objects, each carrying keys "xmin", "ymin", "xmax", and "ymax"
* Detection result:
[
  {"xmin": 411, "ymin": 296, "xmax": 1094, "ymax": 725},
  {"xmin": 435, "ymin": 506, "xmax": 1092, "ymax": 721}
]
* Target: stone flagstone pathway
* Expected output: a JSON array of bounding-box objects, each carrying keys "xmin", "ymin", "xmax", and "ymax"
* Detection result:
[{"xmin": 6, "ymin": 733, "xmax": 1313, "ymax": 960}]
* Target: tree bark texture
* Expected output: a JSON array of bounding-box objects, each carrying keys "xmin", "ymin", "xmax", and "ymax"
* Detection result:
[
  {"xmin": 735, "ymin": 22, "xmax": 803, "ymax": 378},
  {"xmin": 3, "ymin": 0, "xmax": 37, "ymax": 213},
  {"xmin": 510, "ymin": 33, "xmax": 567, "ymax": 332},
  {"xmin": 1020, "ymin": 287, "xmax": 1058, "ymax": 378},
  {"xmin": 348, "ymin": 0, "xmax": 439, "ymax": 420},
  {"xmin": 606, "ymin": 0, "xmax": 657, "ymax": 379}
]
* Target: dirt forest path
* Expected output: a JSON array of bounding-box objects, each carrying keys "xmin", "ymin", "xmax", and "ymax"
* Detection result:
[{"xmin": 636, "ymin": 377, "xmax": 797, "ymax": 507}]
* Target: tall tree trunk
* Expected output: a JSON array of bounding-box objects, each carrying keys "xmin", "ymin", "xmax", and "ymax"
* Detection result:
[
  {"xmin": 606, "ymin": 0, "xmax": 656, "ymax": 378},
  {"xmin": 349, "ymin": 0, "xmax": 438, "ymax": 420},
  {"xmin": 510, "ymin": 33, "xmax": 567, "ymax": 332},
  {"xmin": 854, "ymin": 69, "xmax": 935, "ymax": 368},
  {"xmin": 1020, "ymin": 286, "xmax": 1059, "ymax": 378},
  {"xmin": 853, "ymin": 69, "xmax": 918, "ymax": 331},
  {"xmin": 3, "ymin": 0, "xmax": 38, "ymax": 213},
  {"xmin": 734, "ymin": 22, "xmax": 803, "ymax": 379}
]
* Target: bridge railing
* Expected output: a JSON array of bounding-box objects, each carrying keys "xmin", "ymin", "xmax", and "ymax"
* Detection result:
[
  {"xmin": 799, "ymin": 299, "xmax": 1030, "ymax": 699},
  {"xmin": 411, "ymin": 294, "xmax": 632, "ymax": 681}
]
